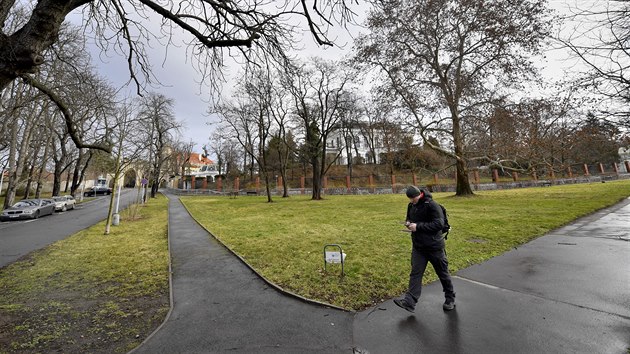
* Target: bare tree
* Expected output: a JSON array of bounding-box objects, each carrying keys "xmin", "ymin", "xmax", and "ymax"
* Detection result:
[
  {"xmin": 2, "ymin": 81, "xmax": 43, "ymax": 209},
  {"xmin": 336, "ymin": 91, "xmax": 363, "ymax": 176},
  {"xmin": 0, "ymin": 0, "xmax": 357, "ymax": 154},
  {"xmin": 216, "ymin": 68, "xmax": 276, "ymax": 201},
  {"xmin": 378, "ymin": 115, "xmax": 409, "ymax": 176},
  {"xmin": 283, "ymin": 58, "xmax": 353, "ymax": 200},
  {"xmin": 268, "ymin": 77, "xmax": 295, "ymax": 197},
  {"xmin": 23, "ymin": 109, "xmax": 53, "ymax": 199},
  {"xmin": 360, "ymin": 98, "xmax": 395, "ymax": 165},
  {"xmin": 69, "ymin": 149, "xmax": 88, "ymax": 195},
  {"xmin": 45, "ymin": 39, "xmax": 118, "ymax": 196},
  {"xmin": 104, "ymin": 102, "xmax": 149, "ymax": 234},
  {"xmin": 209, "ymin": 130, "xmax": 242, "ymax": 177},
  {"xmin": 356, "ymin": 0, "xmax": 552, "ymax": 195},
  {"xmin": 1, "ymin": 14, "xmax": 116, "ymax": 189},
  {"xmin": 137, "ymin": 93, "xmax": 179, "ymax": 198},
  {"xmin": 169, "ymin": 141, "xmax": 195, "ymax": 184},
  {"xmin": 557, "ymin": 0, "xmax": 630, "ymax": 126},
  {"xmin": 566, "ymin": 112, "xmax": 621, "ymax": 165},
  {"xmin": 49, "ymin": 120, "xmax": 74, "ymax": 197}
]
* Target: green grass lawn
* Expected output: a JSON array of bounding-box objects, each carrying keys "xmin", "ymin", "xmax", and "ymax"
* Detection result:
[
  {"xmin": 182, "ymin": 180, "xmax": 630, "ymax": 310},
  {"xmin": 0, "ymin": 195, "xmax": 170, "ymax": 353},
  {"xmin": 1, "ymin": 180, "xmax": 629, "ymax": 353}
]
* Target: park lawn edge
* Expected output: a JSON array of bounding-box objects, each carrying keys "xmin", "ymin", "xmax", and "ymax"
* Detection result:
[
  {"xmin": 180, "ymin": 202, "xmax": 351, "ymax": 312},
  {"xmin": 0, "ymin": 194, "xmax": 170, "ymax": 353},
  {"xmin": 180, "ymin": 180, "xmax": 630, "ymax": 311}
]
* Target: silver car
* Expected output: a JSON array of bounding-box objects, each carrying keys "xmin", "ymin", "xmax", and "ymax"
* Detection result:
[
  {"xmin": 0, "ymin": 199, "xmax": 56, "ymax": 221},
  {"xmin": 52, "ymin": 195, "xmax": 76, "ymax": 212}
]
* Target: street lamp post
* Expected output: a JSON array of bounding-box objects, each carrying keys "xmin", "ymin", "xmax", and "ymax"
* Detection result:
[
  {"xmin": 112, "ymin": 154, "xmax": 123, "ymax": 226},
  {"xmin": 112, "ymin": 180, "xmax": 122, "ymax": 226}
]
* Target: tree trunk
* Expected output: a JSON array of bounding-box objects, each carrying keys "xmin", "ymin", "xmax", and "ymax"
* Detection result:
[
  {"xmin": 105, "ymin": 153, "xmax": 123, "ymax": 235},
  {"xmin": 263, "ymin": 173, "xmax": 273, "ymax": 203},
  {"xmin": 344, "ymin": 134, "xmax": 353, "ymax": 177},
  {"xmin": 23, "ymin": 156, "xmax": 35, "ymax": 199},
  {"xmin": 455, "ymin": 158, "xmax": 473, "ymax": 195},
  {"xmin": 280, "ymin": 168, "xmax": 288, "ymax": 198},
  {"xmin": 71, "ymin": 150, "xmax": 83, "ymax": 195},
  {"xmin": 277, "ymin": 139, "xmax": 290, "ymax": 198},
  {"xmin": 64, "ymin": 163, "xmax": 72, "ymax": 193},
  {"xmin": 4, "ymin": 119, "xmax": 19, "ymax": 209},
  {"xmin": 151, "ymin": 179, "xmax": 158, "ymax": 198},
  {"xmin": 452, "ymin": 110, "xmax": 474, "ymax": 196},
  {"xmin": 52, "ymin": 156, "xmax": 64, "ymax": 197},
  {"xmin": 311, "ymin": 155, "xmax": 322, "ymax": 200},
  {"xmin": 71, "ymin": 150, "xmax": 91, "ymax": 196},
  {"xmin": 5, "ymin": 111, "xmax": 35, "ymax": 208},
  {"xmin": 346, "ymin": 150, "xmax": 353, "ymax": 178},
  {"xmin": 34, "ymin": 137, "xmax": 51, "ymax": 198},
  {"xmin": 150, "ymin": 160, "xmax": 160, "ymax": 198},
  {"xmin": 22, "ymin": 160, "xmax": 36, "ymax": 199}
]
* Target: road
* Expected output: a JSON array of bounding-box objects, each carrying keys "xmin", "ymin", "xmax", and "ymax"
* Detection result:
[{"xmin": 0, "ymin": 189, "xmax": 139, "ymax": 268}]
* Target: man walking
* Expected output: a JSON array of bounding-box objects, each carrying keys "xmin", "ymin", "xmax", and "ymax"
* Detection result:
[{"xmin": 394, "ymin": 186, "xmax": 456, "ymax": 313}]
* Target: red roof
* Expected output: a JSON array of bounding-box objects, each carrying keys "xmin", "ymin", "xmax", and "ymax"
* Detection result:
[{"xmin": 189, "ymin": 153, "xmax": 213, "ymax": 166}]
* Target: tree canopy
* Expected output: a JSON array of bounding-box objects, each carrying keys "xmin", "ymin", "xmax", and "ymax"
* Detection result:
[
  {"xmin": 0, "ymin": 0, "xmax": 356, "ymax": 150},
  {"xmin": 355, "ymin": 0, "xmax": 552, "ymax": 195}
]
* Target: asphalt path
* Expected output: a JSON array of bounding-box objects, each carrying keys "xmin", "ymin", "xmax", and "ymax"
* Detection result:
[
  {"xmin": 0, "ymin": 189, "xmax": 139, "ymax": 268},
  {"xmin": 354, "ymin": 197, "xmax": 630, "ymax": 353},
  {"xmin": 131, "ymin": 195, "xmax": 355, "ymax": 354},
  {"xmin": 132, "ymin": 194, "xmax": 629, "ymax": 353}
]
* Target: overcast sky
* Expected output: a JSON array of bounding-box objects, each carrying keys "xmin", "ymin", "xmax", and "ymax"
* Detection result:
[
  {"xmin": 67, "ymin": 1, "xmax": 585, "ymax": 157},
  {"xmin": 67, "ymin": 3, "xmax": 366, "ymax": 156}
]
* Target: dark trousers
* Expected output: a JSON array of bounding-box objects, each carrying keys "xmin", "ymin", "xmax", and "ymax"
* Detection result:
[{"xmin": 404, "ymin": 247, "xmax": 455, "ymax": 305}]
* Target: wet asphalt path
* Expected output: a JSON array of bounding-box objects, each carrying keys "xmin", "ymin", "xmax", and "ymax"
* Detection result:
[
  {"xmin": 354, "ymin": 197, "xmax": 630, "ymax": 353},
  {"xmin": 131, "ymin": 194, "xmax": 629, "ymax": 353},
  {"xmin": 130, "ymin": 195, "xmax": 354, "ymax": 354}
]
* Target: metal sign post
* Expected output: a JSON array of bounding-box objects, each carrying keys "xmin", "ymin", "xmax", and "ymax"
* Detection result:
[{"xmin": 323, "ymin": 244, "xmax": 346, "ymax": 277}]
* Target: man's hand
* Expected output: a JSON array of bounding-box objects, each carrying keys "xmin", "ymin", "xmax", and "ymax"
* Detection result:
[{"xmin": 407, "ymin": 223, "xmax": 417, "ymax": 232}]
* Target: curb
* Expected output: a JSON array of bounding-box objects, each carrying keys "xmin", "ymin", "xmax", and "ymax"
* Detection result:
[
  {"xmin": 127, "ymin": 193, "xmax": 175, "ymax": 354},
  {"xmin": 178, "ymin": 197, "xmax": 353, "ymax": 313}
]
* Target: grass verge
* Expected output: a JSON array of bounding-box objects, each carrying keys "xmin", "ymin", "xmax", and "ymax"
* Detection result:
[
  {"xmin": 0, "ymin": 194, "xmax": 170, "ymax": 353},
  {"xmin": 181, "ymin": 180, "xmax": 630, "ymax": 311}
]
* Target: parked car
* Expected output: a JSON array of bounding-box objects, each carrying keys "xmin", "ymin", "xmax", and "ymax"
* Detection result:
[
  {"xmin": 0, "ymin": 199, "xmax": 56, "ymax": 221},
  {"xmin": 83, "ymin": 185, "xmax": 112, "ymax": 196},
  {"xmin": 52, "ymin": 195, "xmax": 76, "ymax": 212}
]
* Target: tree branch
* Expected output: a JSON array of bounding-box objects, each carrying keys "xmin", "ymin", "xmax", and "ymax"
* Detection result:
[
  {"xmin": 137, "ymin": 0, "xmax": 260, "ymax": 48},
  {"xmin": 19, "ymin": 73, "xmax": 112, "ymax": 153}
]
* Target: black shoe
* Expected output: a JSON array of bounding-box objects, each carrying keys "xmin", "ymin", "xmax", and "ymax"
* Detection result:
[
  {"xmin": 393, "ymin": 298, "xmax": 415, "ymax": 313},
  {"xmin": 443, "ymin": 299, "xmax": 455, "ymax": 311}
]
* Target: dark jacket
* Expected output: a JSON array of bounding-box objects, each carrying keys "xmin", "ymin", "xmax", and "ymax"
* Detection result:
[{"xmin": 406, "ymin": 189, "xmax": 445, "ymax": 250}]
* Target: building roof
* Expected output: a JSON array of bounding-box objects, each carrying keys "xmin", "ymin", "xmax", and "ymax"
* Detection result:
[{"xmin": 189, "ymin": 153, "xmax": 214, "ymax": 166}]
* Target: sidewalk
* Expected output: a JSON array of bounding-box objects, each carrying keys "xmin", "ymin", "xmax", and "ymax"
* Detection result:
[
  {"xmin": 133, "ymin": 195, "xmax": 630, "ymax": 353},
  {"xmin": 130, "ymin": 195, "xmax": 354, "ymax": 354},
  {"xmin": 355, "ymin": 197, "xmax": 630, "ymax": 353}
]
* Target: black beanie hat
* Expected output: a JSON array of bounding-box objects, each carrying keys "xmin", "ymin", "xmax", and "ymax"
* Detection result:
[{"xmin": 406, "ymin": 186, "xmax": 421, "ymax": 198}]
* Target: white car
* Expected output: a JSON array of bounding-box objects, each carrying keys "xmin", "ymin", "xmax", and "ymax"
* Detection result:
[{"xmin": 52, "ymin": 195, "xmax": 76, "ymax": 212}]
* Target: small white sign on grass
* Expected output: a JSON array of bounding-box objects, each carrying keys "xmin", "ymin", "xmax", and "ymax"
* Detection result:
[
  {"xmin": 323, "ymin": 244, "xmax": 345, "ymax": 276},
  {"xmin": 325, "ymin": 251, "xmax": 346, "ymax": 264}
]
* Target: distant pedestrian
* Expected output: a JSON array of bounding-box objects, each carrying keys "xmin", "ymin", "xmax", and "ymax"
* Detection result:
[{"xmin": 394, "ymin": 186, "xmax": 456, "ymax": 313}]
